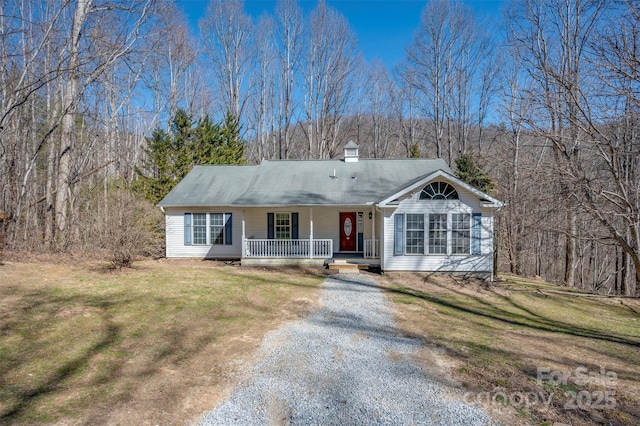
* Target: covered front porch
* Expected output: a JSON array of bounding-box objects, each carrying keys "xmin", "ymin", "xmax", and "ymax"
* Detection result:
[
  {"xmin": 243, "ymin": 238, "xmax": 379, "ymax": 259},
  {"xmin": 240, "ymin": 240, "xmax": 380, "ymax": 271},
  {"xmin": 239, "ymin": 206, "xmax": 380, "ymax": 264}
]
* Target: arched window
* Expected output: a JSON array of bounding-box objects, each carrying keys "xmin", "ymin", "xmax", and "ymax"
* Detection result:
[{"xmin": 419, "ymin": 181, "xmax": 459, "ymax": 200}]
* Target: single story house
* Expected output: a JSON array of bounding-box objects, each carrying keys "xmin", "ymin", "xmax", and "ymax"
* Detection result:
[{"xmin": 158, "ymin": 142, "xmax": 503, "ymax": 277}]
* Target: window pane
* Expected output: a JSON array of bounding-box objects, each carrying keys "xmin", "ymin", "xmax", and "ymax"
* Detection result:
[
  {"xmin": 420, "ymin": 182, "xmax": 459, "ymax": 200},
  {"xmin": 452, "ymin": 213, "xmax": 470, "ymax": 254},
  {"xmin": 276, "ymin": 229, "xmax": 290, "ymax": 239},
  {"xmin": 210, "ymin": 213, "xmax": 224, "ymax": 245},
  {"xmin": 406, "ymin": 214, "xmax": 424, "ymax": 229},
  {"xmin": 405, "ymin": 214, "xmax": 424, "ymax": 254},
  {"xmin": 276, "ymin": 213, "xmax": 290, "ymax": 226},
  {"xmin": 275, "ymin": 213, "xmax": 290, "ymax": 239},
  {"xmin": 429, "ymin": 214, "xmax": 447, "ymax": 254},
  {"xmin": 193, "ymin": 213, "xmax": 207, "ymax": 245}
]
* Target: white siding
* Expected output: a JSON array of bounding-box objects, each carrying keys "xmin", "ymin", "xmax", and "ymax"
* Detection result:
[
  {"xmin": 165, "ymin": 208, "xmax": 242, "ymax": 258},
  {"xmin": 163, "ymin": 179, "xmax": 496, "ymax": 269},
  {"xmin": 165, "ymin": 206, "xmax": 379, "ymax": 259},
  {"xmin": 381, "ymin": 184, "xmax": 496, "ymax": 273},
  {"xmin": 244, "ymin": 206, "xmax": 375, "ymax": 253},
  {"xmin": 481, "ymin": 215, "xmax": 494, "ymax": 255}
]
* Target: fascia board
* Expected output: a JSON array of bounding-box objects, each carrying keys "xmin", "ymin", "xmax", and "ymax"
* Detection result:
[{"xmin": 160, "ymin": 203, "xmax": 378, "ymax": 209}]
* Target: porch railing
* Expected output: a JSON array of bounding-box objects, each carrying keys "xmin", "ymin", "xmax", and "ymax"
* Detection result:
[
  {"xmin": 244, "ymin": 239, "xmax": 333, "ymax": 259},
  {"xmin": 364, "ymin": 239, "xmax": 379, "ymax": 258}
]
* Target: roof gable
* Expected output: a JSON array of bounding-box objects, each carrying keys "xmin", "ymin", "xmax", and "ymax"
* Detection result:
[{"xmin": 377, "ymin": 170, "xmax": 503, "ymax": 208}]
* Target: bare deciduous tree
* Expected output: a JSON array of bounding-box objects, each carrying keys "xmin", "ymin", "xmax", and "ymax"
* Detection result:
[
  {"xmin": 357, "ymin": 60, "xmax": 398, "ymax": 158},
  {"xmin": 247, "ymin": 13, "xmax": 277, "ymax": 163},
  {"xmin": 200, "ymin": 0, "xmax": 253, "ymax": 121},
  {"xmin": 573, "ymin": 0, "xmax": 640, "ymax": 295},
  {"xmin": 274, "ymin": 0, "xmax": 303, "ymax": 160},
  {"xmin": 301, "ymin": 0, "xmax": 359, "ymax": 159},
  {"xmin": 505, "ymin": 0, "xmax": 606, "ymax": 287},
  {"xmin": 54, "ymin": 0, "xmax": 154, "ymax": 248},
  {"xmin": 1, "ymin": 0, "xmax": 157, "ymax": 250},
  {"xmin": 405, "ymin": 0, "xmax": 496, "ymax": 164}
]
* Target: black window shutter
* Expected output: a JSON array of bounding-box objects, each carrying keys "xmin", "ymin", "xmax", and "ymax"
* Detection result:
[
  {"xmin": 267, "ymin": 213, "xmax": 274, "ymax": 239},
  {"xmin": 184, "ymin": 213, "xmax": 192, "ymax": 246},
  {"xmin": 225, "ymin": 213, "xmax": 233, "ymax": 245},
  {"xmin": 394, "ymin": 213, "xmax": 404, "ymax": 255},
  {"xmin": 292, "ymin": 213, "xmax": 299, "ymax": 239}
]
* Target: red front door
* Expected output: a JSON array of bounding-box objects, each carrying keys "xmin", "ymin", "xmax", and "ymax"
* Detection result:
[{"xmin": 339, "ymin": 212, "xmax": 357, "ymax": 251}]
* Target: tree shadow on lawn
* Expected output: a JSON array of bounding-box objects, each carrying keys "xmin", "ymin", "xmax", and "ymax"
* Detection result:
[
  {"xmin": 314, "ymin": 273, "xmax": 638, "ymax": 350},
  {"xmin": 384, "ymin": 280, "xmax": 640, "ymax": 349},
  {"xmin": 0, "ymin": 297, "xmax": 121, "ymax": 424},
  {"xmin": 378, "ymin": 276, "xmax": 640, "ymax": 425},
  {"xmin": 0, "ymin": 289, "xmax": 208, "ymax": 424},
  {"xmin": 0, "ymin": 267, "xmax": 324, "ymax": 425}
]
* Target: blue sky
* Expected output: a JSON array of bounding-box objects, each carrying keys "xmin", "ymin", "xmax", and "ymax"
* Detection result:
[{"xmin": 179, "ymin": 0, "xmax": 505, "ymax": 67}]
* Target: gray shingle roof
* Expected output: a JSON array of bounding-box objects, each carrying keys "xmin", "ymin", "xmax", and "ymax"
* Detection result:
[{"xmin": 159, "ymin": 158, "xmax": 453, "ymax": 207}]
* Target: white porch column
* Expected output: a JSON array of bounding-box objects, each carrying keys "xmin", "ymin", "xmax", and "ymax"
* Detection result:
[
  {"xmin": 372, "ymin": 207, "xmax": 376, "ymax": 256},
  {"xmin": 309, "ymin": 207, "xmax": 314, "ymax": 259},
  {"xmin": 241, "ymin": 211, "xmax": 246, "ymax": 257}
]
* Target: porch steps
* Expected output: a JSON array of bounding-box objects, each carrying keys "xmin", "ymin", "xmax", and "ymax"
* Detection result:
[{"xmin": 327, "ymin": 260, "xmax": 365, "ymax": 273}]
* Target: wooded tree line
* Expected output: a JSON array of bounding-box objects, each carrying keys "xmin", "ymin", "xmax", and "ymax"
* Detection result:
[{"xmin": 0, "ymin": 0, "xmax": 638, "ymax": 295}]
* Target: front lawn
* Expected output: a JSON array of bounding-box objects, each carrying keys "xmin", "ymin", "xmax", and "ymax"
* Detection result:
[
  {"xmin": 0, "ymin": 259, "xmax": 323, "ymax": 425},
  {"xmin": 381, "ymin": 273, "xmax": 640, "ymax": 426}
]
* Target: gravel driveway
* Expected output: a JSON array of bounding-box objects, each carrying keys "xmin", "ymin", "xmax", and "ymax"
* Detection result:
[{"xmin": 199, "ymin": 273, "xmax": 494, "ymax": 425}]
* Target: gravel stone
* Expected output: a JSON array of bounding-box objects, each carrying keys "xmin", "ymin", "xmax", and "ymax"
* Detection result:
[{"xmin": 199, "ymin": 273, "xmax": 494, "ymax": 425}]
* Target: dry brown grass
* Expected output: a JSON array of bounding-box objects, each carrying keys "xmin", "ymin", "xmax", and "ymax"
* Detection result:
[
  {"xmin": 0, "ymin": 258, "xmax": 324, "ymax": 425},
  {"xmin": 5, "ymin": 258, "xmax": 638, "ymax": 426},
  {"xmin": 380, "ymin": 273, "xmax": 640, "ymax": 426}
]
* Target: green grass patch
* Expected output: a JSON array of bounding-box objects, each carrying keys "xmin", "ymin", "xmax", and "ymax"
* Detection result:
[
  {"xmin": 381, "ymin": 273, "xmax": 640, "ymax": 426},
  {"xmin": 0, "ymin": 260, "xmax": 323, "ymax": 424}
]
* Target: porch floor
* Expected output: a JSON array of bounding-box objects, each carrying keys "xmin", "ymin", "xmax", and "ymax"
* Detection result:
[{"xmin": 241, "ymin": 252, "xmax": 380, "ymax": 272}]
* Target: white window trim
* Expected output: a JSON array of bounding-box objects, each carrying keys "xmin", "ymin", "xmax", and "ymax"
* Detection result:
[
  {"xmin": 427, "ymin": 213, "xmax": 448, "ymax": 255},
  {"xmin": 209, "ymin": 213, "xmax": 226, "ymax": 245},
  {"xmin": 275, "ymin": 212, "xmax": 292, "ymax": 240},
  {"xmin": 451, "ymin": 213, "xmax": 471, "ymax": 255},
  {"xmin": 189, "ymin": 212, "xmax": 229, "ymax": 246},
  {"xmin": 405, "ymin": 213, "xmax": 425, "ymax": 255},
  {"xmin": 401, "ymin": 213, "xmax": 471, "ymax": 256},
  {"xmin": 419, "ymin": 181, "xmax": 459, "ymax": 200},
  {"xmin": 192, "ymin": 213, "xmax": 208, "ymax": 245}
]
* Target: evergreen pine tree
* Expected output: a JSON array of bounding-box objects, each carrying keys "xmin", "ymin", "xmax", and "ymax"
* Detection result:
[
  {"xmin": 409, "ymin": 143, "xmax": 421, "ymax": 158},
  {"xmin": 170, "ymin": 108, "xmax": 195, "ymax": 180},
  {"xmin": 132, "ymin": 128, "xmax": 174, "ymax": 203},
  {"xmin": 455, "ymin": 153, "xmax": 494, "ymax": 194},
  {"xmin": 215, "ymin": 112, "xmax": 246, "ymax": 165},
  {"xmin": 134, "ymin": 110, "xmax": 246, "ymax": 203},
  {"xmin": 191, "ymin": 115, "xmax": 219, "ymax": 164},
  {"xmin": 191, "ymin": 112, "xmax": 246, "ymax": 165}
]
